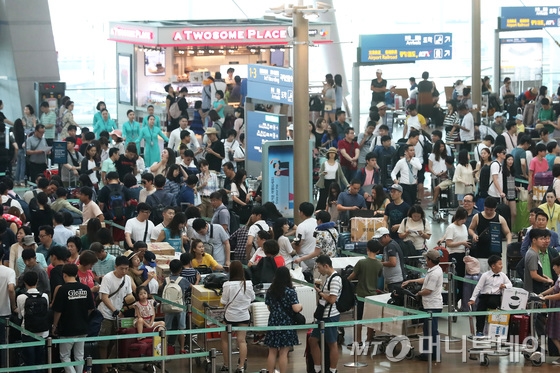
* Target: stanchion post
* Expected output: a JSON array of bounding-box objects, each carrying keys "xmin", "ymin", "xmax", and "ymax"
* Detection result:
[
  {"xmin": 442, "ymin": 260, "xmax": 459, "ymax": 342},
  {"xmin": 428, "ymin": 312, "xmax": 432, "ymax": 373},
  {"xmin": 4, "ymin": 317, "xmax": 9, "ymax": 368},
  {"xmin": 210, "ymin": 348, "xmax": 217, "ymax": 373},
  {"xmin": 160, "ymin": 328, "xmax": 167, "ymax": 373},
  {"xmin": 47, "ymin": 337, "xmax": 53, "ymax": 373},
  {"xmin": 86, "ymin": 356, "xmax": 93, "ymax": 373},
  {"xmin": 320, "ymin": 321, "xmax": 325, "ymax": 373},
  {"xmin": 344, "ymin": 306, "xmax": 367, "ymax": 368},
  {"xmin": 188, "ymin": 303, "xmax": 193, "ymax": 373},
  {"xmin": 227, "ymin": 323, "xmax": 233, "ymax": 373}
]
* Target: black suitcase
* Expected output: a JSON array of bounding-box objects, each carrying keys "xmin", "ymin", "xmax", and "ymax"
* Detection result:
[{"xmin": 305, "ymin": 329, "xmax": 330, "ymax": 373}]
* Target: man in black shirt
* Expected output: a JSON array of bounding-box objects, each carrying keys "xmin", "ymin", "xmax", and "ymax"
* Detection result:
[
  {"xmin": 52, "ymin": 263, "xmax": 95, "ymax": 373},
  {"xmin": 222, "ymin": 162, "xmax": 236, "ymax": 193},
  {"xmin": 205, "ymin": 127, "xmax": 225, "ymax": 172},
  {"xmin": 370, "ymin": 69, "xmax": 388, "ymax": 106},
  {"xmin": 48, "ymin": 245, "xmax": 70, "ymax": 302},
  {"xmin": 115, "ymin": 143, "xmax": 138, "ymax": 181}
]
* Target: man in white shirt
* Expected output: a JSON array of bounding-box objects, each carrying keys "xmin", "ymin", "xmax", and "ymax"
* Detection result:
[
  {"xmin": 0, "ymin": 262, "xmax": 16, "ymax": 364},
  {"xmin": 191, "ymin": 218, "xmax": 230, "ymax": 266},
  {"xmin": 402, "ymin": 249, "xmax": 443, "ymax": 361},
  {"xmin": 52, "ymin": 212, "xmax": 74, "ymax": 247},
  {"xmin": 150, "ymin": 207, "xmax": 175, "ymax": 242},
  {"xmin": 167, "ymin": 116, "xmax": 199, "ymax": 154},
  {"xmin": 124, "ymin": 203, "xmax": 155, "ymax": 250},
  {"xmin": 245, "ymin": 206, "xmax": 270, "ymax": 262},
  {"xmin": 139, "ymin": 173, "xmax": 156, "ymax": 203},
  {"xmin": 0, "ymin": 182, "xmax": 23, "ymax": 215},
  {"xmin": 292, "ymin": 202, "xmax": 318, "ymax": 269},
  {"xmin": 391, "ymin": 144, "xmax": 422, "ymax": 206},
  {"xmin": 97, "ymin": 255, "xmax": 133, "ymax": 373},
  {"xmin": 457, "ymin": 104, "xmax": 474, "ymax": 151},
  {"xmin": 222, "ymin": 129, "xmax": 241, "ymax": 167},
  {"xmin": 488, "ymin": 145, "xmax": 507, "ymax": 199}
]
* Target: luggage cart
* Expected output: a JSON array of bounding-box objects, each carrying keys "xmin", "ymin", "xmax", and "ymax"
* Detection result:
[{"xmin": 432, "ymin": 176, "xmax": 457, "ymax": 223}]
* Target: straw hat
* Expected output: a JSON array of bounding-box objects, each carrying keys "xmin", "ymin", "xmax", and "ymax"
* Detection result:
[
  {"xmin": 205, "ymin": 127, "xmax": 219, "ymax": 135},
  {"xmin": 326, "ymin": 147, "xmax": 338, "ymax": 155}
]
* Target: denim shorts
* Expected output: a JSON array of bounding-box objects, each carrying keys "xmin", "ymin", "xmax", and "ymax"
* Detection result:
[{"xmin": 311, "ymin": 315, "xmax": 340, "ymax": 344}]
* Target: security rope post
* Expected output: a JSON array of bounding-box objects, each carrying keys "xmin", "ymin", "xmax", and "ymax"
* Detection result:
[
  {"xmin": 227, "ymin": 323, "xmax": 233, "ymax": 373},
  {"xmin": 188, "ymin": 303, "xmax": 193, "ymax": 373},
  {"xmin": 4, "ymin": 317, "xmax": 9, "ymax": 368},
  {"xmin": 47, "ymin": 337, "xmax": 53, "ymax": 373},
  {"xmin": 160, "ymin": 327, "xmax": 167, "ymax": 373},
  {"xmin": 85, "ymin": 356, "xmax": 93, "ymax": 373},
  {"xmin": 428, "ymin": 312, "xmax": 433, "ymax": 373},
  {"xmin": 320, "ymin": 321, "xmax": 325, "ymax": 373},
  {"xmin": 210, "ymin": 348, "xmax": 217, "ymax": 373},
  {"xmin": 344, "ymin": 306, "xmax": 367, "ymax": 367},
  {"xmin": 442, "ymin": 259, "xmax": 460, "ymax": 342}
]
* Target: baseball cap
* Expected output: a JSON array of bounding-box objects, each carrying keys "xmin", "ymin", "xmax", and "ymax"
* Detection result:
[
  {"xmin": 143, "ymin": 251, "xmax": 157, "ymax": 267},
  {"xmin": 389, "ymin": 184, "xmax": 403, "ymax": 193},
  {"xmin": 423, "ymin": 249, "xmax": 441, "ymax": 261},
  {"xmin": 376, "ymin": 69, "xmax": 382, "ymax": 74},
  {"xmin": 372, "ymin": 227, "xmax": 390, "ymax": 239},
  {"xmin": 376, "ymin": 102, "xmax": 387, "ymax": 109},
  {"xmin": 515, "ymin": 114, "xmax": 524, "ymax": 121},
  {"xmin": 493, "ymin": 112, "xmax": 503, "ymax": 119}
]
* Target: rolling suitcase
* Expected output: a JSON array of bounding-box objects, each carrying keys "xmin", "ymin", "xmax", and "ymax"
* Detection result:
[
  {"xmin": 461, "ymin": 274, "xmax": 481, "ymax": 311},
  {"xmin": 305, "ymin": 329, "xmax": 330, "ymax": 373},
  {"xmin": 509, "ymin": 314, "xmax": 530, "ymax": 342}
]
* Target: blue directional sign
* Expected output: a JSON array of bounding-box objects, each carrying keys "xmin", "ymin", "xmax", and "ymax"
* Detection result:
[
  {"xmin": 500, "ymin": 6, "xmax": 560, "ymax": 30},
  {"xmin": 246, "ymin": 64, "xmax": 293, "ymax": 105},
  {"xmin": 359, "ymin": 33, "xmax": 452, "ymax": 64},
  {"xmin": 245, "ymin": 110, "xmax": 285, "ymax": 163}
]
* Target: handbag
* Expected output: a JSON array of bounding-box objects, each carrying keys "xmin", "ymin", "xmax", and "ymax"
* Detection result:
[
  {"xmin": 324, "ymin": 104, "xmax": 333, "ymax": 111},
  {"xmin": 313, "ymin": 304, "xmax": 326, "ymax": 321},
  {"xmin": 282, "ymin": 294, "xmax": 306, "ymax": 325}
]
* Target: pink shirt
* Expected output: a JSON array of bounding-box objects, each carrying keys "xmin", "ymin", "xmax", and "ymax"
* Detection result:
[
  {"xmin": 530, "ymin": 156, "xmax": 550, "ymax": 186},
  {"xmin": 77, "ymin": 268, "xmax": 96, "ymax": 290}
]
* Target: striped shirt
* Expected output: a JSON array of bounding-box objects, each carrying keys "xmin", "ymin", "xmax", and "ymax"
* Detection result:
[{"xmin": 92, "ymin": 253, "xmax": 116, "ymax": 277}]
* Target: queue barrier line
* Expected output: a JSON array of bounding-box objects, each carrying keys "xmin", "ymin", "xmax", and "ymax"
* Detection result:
[
  {"xmin": 152, "ymin": 295, "xmax": 227, "ymax": 327},
  {"xmin": 0, "ymin": 360, "xmax": 84, "ymax": 373},
  {"xmin": 452, "ymin": 274, "xmax": 480, "ymax": 285},
  {"xmin": 0, "ymin": 318, "xmax": 43, "ymax": 341}
]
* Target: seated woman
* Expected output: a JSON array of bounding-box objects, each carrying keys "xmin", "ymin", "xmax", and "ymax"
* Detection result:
[{"xmin": 190, "ymin": 238, "xmax": 223, "ymax": 272}]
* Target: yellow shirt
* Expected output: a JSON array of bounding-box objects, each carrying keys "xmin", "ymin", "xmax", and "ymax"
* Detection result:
[
  {"xmin": 191, "ymin": 254, "xmax": 219, "ymax": 270},
  {"xmin": 517, "ymin": 123, "xmax": 525, "ymax": 133},
  {"xmin": 539, "ymin": 202, "xmax": 560, "ymax": 231}
]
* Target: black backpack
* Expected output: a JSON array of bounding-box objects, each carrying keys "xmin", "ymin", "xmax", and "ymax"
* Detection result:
[
  {"xmin": 325, "ymin": 273, "xmax": 355, "ymax": 314},
  {"xmin": 24, "ymin": 292, "xmax": 50, "ymax": 333},
  {"xmin": 203, "ymin": 273, "xmax": 229, "ymax": 295},
  {"xmin": 251, "ymin": 256, "xmax": 278, "ymax": 284},
  {"xmin": 106, "ymin": 184, "xmax": 126, "ymax": 221},
  {"xmin": 309, "ymin": 95, "xmax": 324, "ymax": 112},
  {"xmin": 477, "ymin": 163, "xmax": 491, "ymax": 199},
  {"xmin": 150, "ymin": 194, "xmax": 166, "ymax": 226}
]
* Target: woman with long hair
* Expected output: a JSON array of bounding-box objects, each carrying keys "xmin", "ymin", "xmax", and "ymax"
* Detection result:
[
  {"xmin": 397, "ymin": 204, "xmax": 431, "ymax": 253},
  {"xmin": 503, "ymin": 154, "xmax": 518, "ymax": 229},
  {"xmin": 80, "ymin": 143, "xmax": 100, "ymax": 189},
  {"xmin": 442, "ymin": 207, "xmax": 470, "ymax": 310},
  {"xmin": 321, "ymin": 122, "xmax": 340, "ymax": 149},
  {"xmin": 316, "ymin": 147, "xmax": 348, "ymax": 211},
  {"xmin": 13, "ymin": 118, "xmax": 26, "ymax": 186},
  {"xmin": 322, "ymin": 74, "xmax": 336, "ymax": 123},
  {"xmin": 157, "ymin": 212, "xmax": 187, "ymax": 253},
  {"xmin": 453, "ymin": 149, "xmax": 475, "ymax": 204},
  {"xmin": 81, "ymin": 218, "xmax": 101, "ymax": 253},
  {"xmin": 326, "ymin": 182, "xmax": 342, "ymax": 222},
  {"xmin": 370, "ymin": 184, "xmax": 390, "ymax": 215},
  {"xmin": 30, "ymin": 192, "xmax": 53, "ymax": 239},
  {"xmin": 314, "ymin": 117, "xmax": 326, "ymax": 149},
  {"xmin": 231, "ymin": 169, "xmax": 251, "ymax": 224},
  {"xmin": 149, "ymin": 147, "xmax": 175, "ymax": 176},
  {"xmin": 474, "ymin": 147, "xmax": 492, "ymax": 184},
  {"xmin": 163, "ymin": 164, "xmax": 182, "ymax": 198},
  {"xmin": 273, "ymin": 218, "xmax": 296, "ymax": 266},
  {"xmin": 220, "ymin": 260, "xmax": 254, "ymax": 372},
  {"xmin": 428, "ymin": 140, "xmax": 447, "ymax": 210},
  {"xmin": 334, "ymin": 74, "xmax": 343, "ymax": 112},
  {"xmin": 233, "ymin": 106, "xmax": 244, "ymax": 142},
  {"xmin": 264, "ymin": 266, "xmax": 302, "ymax": 373}
]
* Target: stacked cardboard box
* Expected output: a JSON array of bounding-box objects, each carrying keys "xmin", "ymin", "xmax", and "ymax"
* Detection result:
[{"xmin": 192, "ymin": 285, "xmax": 222, "ymax": 327}]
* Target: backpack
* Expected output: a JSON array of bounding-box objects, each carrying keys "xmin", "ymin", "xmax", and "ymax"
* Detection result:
[
  {"xmin": 169, "ymin": 101, "xmax": 181, "ymax": 119},
  {"xmin": 150, "ymin": 194, "xmax": 166, "ymax": 226},
  {"xmin": 161, "ymin": 277, "xmax": 184, "ymax": 313},
  {"xmin": 24, "ymin": 292, "xmax": 50, "ymax": 333},
  {"xmin": 107, "ymin": 185, "xmax": 126, "ymax": 221},
  {"xmin": 212, "ymin": 120, "xmax": 226, "ymax": 140},
  {"xmin": 309, "ymin": 95, "xmax": 324, "ymax": 112},
  {"xmin": 325, "ymin": 273, "xmax": 355, "ymax": 314},
  {"xmin": 251, "ymin": 256, "xmax": 278, "ymax": 284},
  {"xmin": 477, "ymin": 163, "xmax": 492, "ymax": 199},
  {"xmin": 418, "ymin": 134, "xmax": 432, "ymax": 168},
  {"xmin": 203, "ymin": 273, "xmax": 229, "ymax": 295},
  {"xmin": 229, "ymin": 211, "xmax": 240, "ymax": 235},
  {"xmin": 2, "ymin": 198, "xmax": 12, "ymax": 214}
]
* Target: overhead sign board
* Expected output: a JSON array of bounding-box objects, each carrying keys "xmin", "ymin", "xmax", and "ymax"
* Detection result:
[
  {"xmin": 500, "ymin": 6, "xmax": 560, "ymax": 29},
  {"xmin": 246, "ymin": 64, "xmax": 293, "ymax": 105},
  {"xmin": 358, "ymin": 33, "xmax": 452, "ymax": 64}
]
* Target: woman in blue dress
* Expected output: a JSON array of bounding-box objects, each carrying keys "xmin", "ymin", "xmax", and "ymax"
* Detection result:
[
  {"xmin": 190, "ymin": 100, "xmax": 205, "ymax": 136},
  {"xmin": 265, "ymin": 266, "xmax": 302, "ymax": 373},
  {"xmin": 92, "ymin": 101, "xmax": 110, "ymax": 127},
  {"xmin": 212, "ymin": 90, "xmax": 226, "ymax": 120},
  {"xmin": 93, "ymin": 109, "xmax": 117, "ymax": 138},
  {"xmin": 140, "ymin": 114, "xmax": 169, "ymax": 166},
  {"xmin": 156, "ymin": 212, "xmax": 187, "ymax": 253}
]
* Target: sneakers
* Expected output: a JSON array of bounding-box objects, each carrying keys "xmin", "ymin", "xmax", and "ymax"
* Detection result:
[
  {"xmin": 551, "ymin": 358, "xmax": 560, "ymax": 365},
  {"xmin": 220, "ymin": 366, "xmax": 229, "ymax": 372},
  {"xmin": 235, "ymin": 368, "xmax": 244, "ymax": 373}
]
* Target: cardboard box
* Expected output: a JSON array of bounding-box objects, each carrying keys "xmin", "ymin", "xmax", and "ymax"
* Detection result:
[
  {"xmin": 487, "ymin": 323, "xmax": 509, "ymax": 337},
  {"xmin": 501, "ymin": 288, "xmax": 529, "ymax": 311},
  {"xmin": 350, "ymin": 217, "xmax": 387, "ymax": 242},
  {"xmin": 156, "ymin": 263, "xmax": 170, "ymax": 278},
  {"xmin": 148, "ymin": 242, "xmax": 176, "ymax": 256},
  {"xmin": 487, "ymin": 312, "xmax": 510, "ymax": 325},
  {"xmin": 155, "ymin": 255, "xmax": 175, "ymax": 265},
  {"xmin": 192, "ymin": 285, "xmax": 222, "ymax": 327}
]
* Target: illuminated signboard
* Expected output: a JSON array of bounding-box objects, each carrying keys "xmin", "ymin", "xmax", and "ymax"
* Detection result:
[
  {"xmin": 358, "ymin": 33, "xmax": 452, "ymax": 64},
  {"xmin": 500, "ymin": 6, "xmax": 560, "ymax": 29},
  {"xmin": 109, "ymin": 24, "xmax": 157, "ymax": 43},
  {"xmin": 246, "ymin": 64, "xmax": 293, "ymax": 105}
]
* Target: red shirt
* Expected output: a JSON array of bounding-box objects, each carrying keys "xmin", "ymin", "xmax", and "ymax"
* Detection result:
[{"xmin": 338, "ymin": 139, "xmax": 359, "ymax": 169}]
